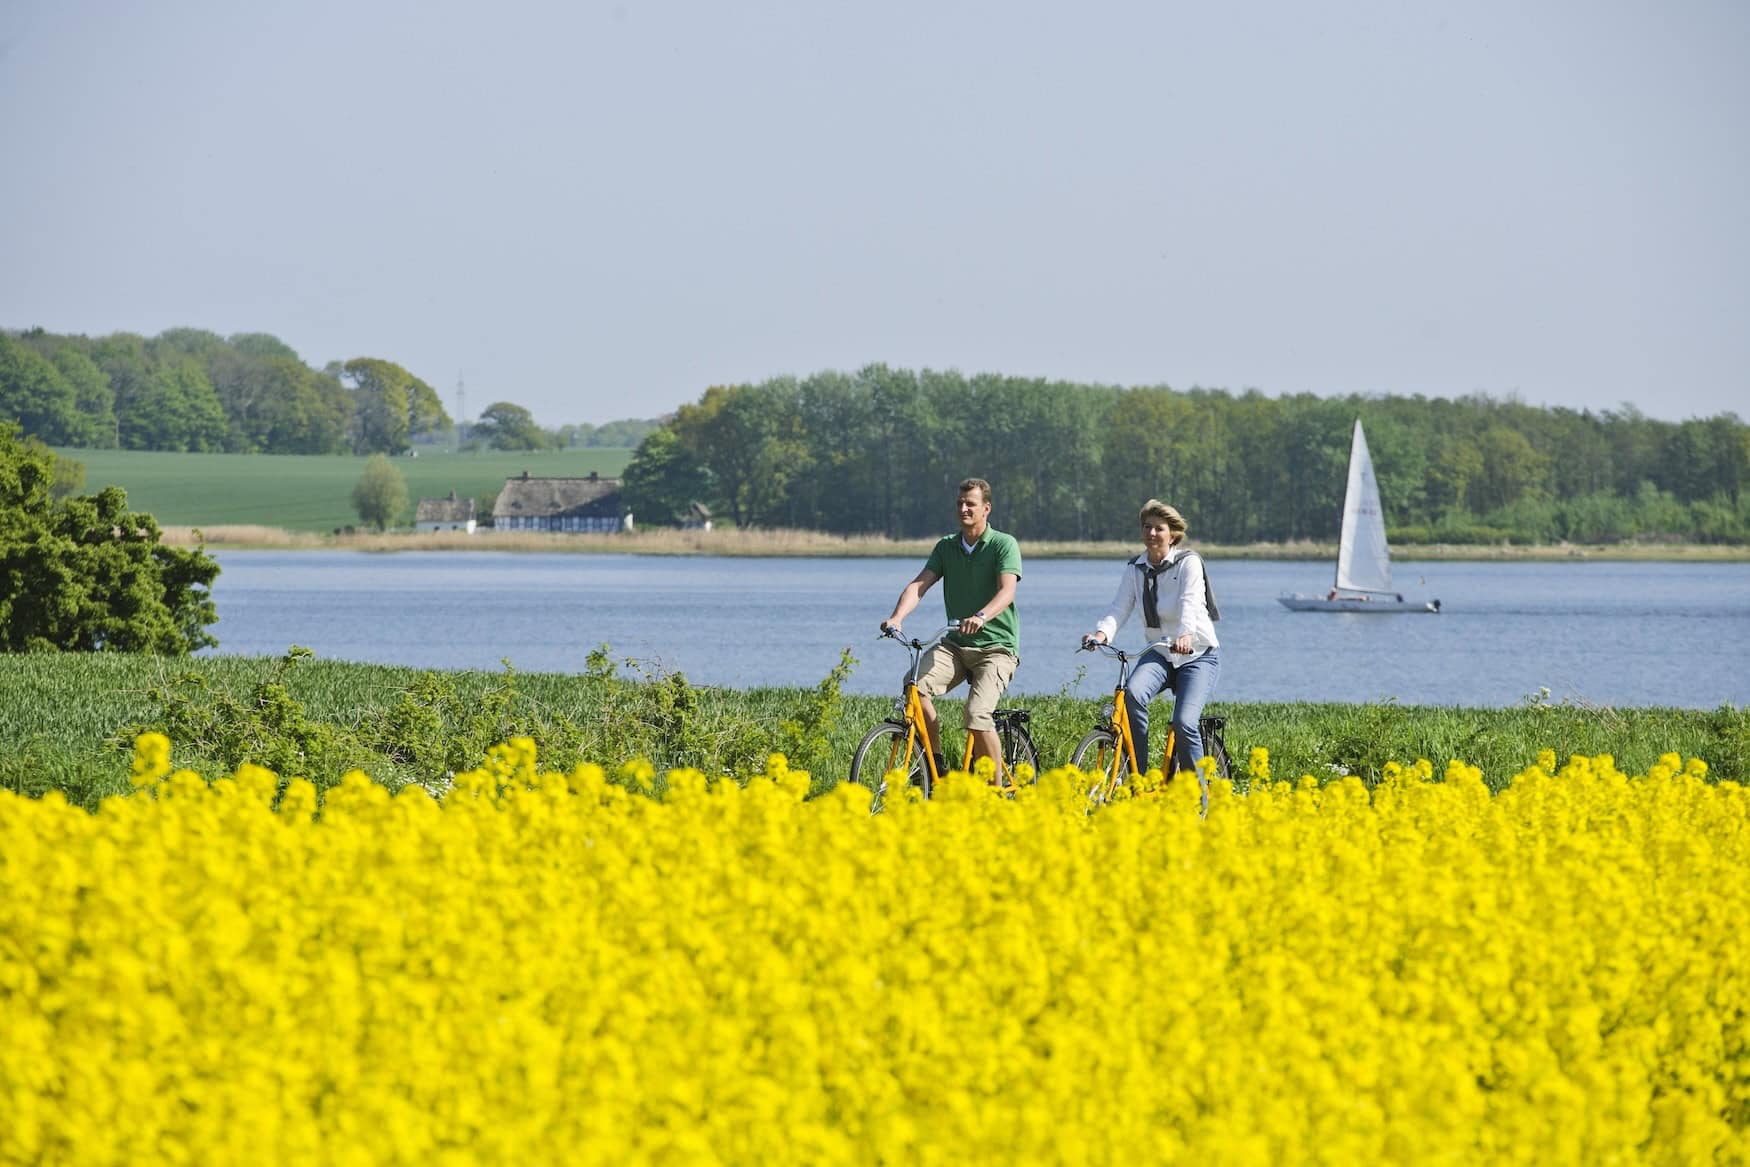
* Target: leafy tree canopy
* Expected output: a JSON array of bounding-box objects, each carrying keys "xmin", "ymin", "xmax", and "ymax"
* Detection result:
[
  {"xmin": 351, "ymin": 452, "xmax": 409, "ymax": 532},
  {"xmin": 342, "ymin": 358, "xmax": 451, "ymax": 455},
  {"xmin": 0, "ymin": 424, "xmax": 219, "ymax": 652},
  {"xmin": 622, "ymin": 427, "xmax": 712, "ymax": 526},
  {"xmin": 473, "ymin": 401, "xmax": 546, "ymax": 451}
]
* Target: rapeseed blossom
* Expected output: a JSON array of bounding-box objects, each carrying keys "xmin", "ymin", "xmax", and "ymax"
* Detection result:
[{"xmin": 1, "ymin": 736, "xmax": 1746, "ymax": 1163}]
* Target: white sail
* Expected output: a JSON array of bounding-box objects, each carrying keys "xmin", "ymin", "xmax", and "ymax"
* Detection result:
[{"xmin": 1334, "ymin": 419, "xmax": 1393, "ymax": 594}]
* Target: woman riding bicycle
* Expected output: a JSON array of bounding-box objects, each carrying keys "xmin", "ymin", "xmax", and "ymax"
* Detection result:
[{"xmin": 1080, "ymin": 500, "xmax": 1220, "ymax": 776}]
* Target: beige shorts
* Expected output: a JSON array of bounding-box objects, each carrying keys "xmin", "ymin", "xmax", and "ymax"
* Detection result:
[{"xmin": 911, "ymin": 643, "xmax": 1019, "ymax": 732}]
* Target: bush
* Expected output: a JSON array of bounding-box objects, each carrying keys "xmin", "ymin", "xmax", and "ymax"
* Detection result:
[
  {"xmin": 351, "ymin": 453, "xmax": 409, "ymax": 531},
  {"xmin": 0, "ymin": 423, "xmax": 218, "ymax": 652}
]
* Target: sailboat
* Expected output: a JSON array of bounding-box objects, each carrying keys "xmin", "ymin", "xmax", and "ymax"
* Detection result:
[{"xmin": 1278, "ymin": 419, "xmax": 1441, "ymax": 613}]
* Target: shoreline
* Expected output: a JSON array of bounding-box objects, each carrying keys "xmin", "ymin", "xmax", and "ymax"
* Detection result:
[{"xmin": 158, "ymin": 524, "xmax": 1750, "ymax": 562}]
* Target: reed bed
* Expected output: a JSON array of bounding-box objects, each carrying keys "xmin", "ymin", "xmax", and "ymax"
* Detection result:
[{"xmin": 159, "ymin": 525, "xmax": 1750, "ymax": 561}]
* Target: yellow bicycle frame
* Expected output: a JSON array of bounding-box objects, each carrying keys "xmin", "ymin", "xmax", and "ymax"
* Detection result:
[
  {"xmin": 898, "ymin": 680, "xmax": 940, "ymax": 787},
  {"xmin": 892, "ymin": 679, "xmax": 1019, "ymax": 792},
  {"xmin": 1090, "ymin": 679, "xmax": 1185, "ymax": 802},
  {"xmin": 1086, "ymin": 686, "xmax": 1141, "ymax": 802}
]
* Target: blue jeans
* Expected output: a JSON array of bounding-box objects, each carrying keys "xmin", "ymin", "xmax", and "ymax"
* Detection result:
[{"xmin": 1124, "ymin": 647, "xmax": 1221, "ymax": 775}]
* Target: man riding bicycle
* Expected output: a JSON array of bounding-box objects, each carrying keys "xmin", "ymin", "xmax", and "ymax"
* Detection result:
[{"xmin": 881, "ymin": 477, "xmax": 1022, "ymax": 779}]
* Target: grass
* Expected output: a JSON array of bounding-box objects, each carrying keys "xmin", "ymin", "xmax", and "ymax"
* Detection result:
[
  {"xmin": 3, "ymin": 653, "xmax": 1742, "ymax": 810},
  {"xmin": 50, "ymin": 446, "xmax": 633, "ymax": 534}
]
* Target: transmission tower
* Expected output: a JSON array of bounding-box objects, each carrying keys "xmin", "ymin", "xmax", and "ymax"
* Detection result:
[{"xmin": 455, "ymin": 375, "xmax": 466, "ymax": 451}]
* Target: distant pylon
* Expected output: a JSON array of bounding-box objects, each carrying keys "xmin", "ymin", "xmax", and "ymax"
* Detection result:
[{"xmin": 455, "ymin": 375, "xmax": 466, "ymax": 450}]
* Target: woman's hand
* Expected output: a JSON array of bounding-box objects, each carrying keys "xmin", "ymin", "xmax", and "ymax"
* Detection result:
[{"xmin": 1169, "ymin": 634, "xmax": 1192, "ymax": 654}]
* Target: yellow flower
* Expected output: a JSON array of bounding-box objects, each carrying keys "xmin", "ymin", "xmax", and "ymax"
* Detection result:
[
  {"xmin": 2, "ymin": 739, "xmax": 1742, "ymax": 1164},
  {"xmin": 129, "ymin": 731, "xmax": 172, "ymax": 788}
]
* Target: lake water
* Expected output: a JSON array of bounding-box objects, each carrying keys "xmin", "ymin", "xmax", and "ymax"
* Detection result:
[{"xmin": 200, "ymin": 552, "xmax": 1750, "ymax": 708}]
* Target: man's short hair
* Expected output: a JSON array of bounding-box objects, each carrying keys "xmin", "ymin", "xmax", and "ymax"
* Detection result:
[
  {"xmin": 1139, "ymin": 499, "xmax": 1187, "ymax": 543},
  {"xmin": 959, "ymin": 478, "xmax": 992, "ymax": 505}
]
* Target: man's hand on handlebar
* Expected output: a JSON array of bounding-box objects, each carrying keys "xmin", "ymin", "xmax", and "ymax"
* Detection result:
[{"xmin": 880, "ymin": 621, "xmax": 901, "ymax": 639}]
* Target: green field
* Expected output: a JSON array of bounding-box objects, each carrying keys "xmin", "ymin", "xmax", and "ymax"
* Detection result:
[
  {"xmin": 50, "ymin": 447, "xmax": 634, "ymax": 533},
  {"xmin": 3, "ymin": 652, "xmax": 1743, "ymax": 809}
]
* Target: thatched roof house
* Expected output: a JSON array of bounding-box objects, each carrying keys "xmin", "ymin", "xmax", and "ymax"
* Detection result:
[
  {"xmin": 492, "ymin": 472, "xmax": 629, "ymax": 533},
  {"xmin": 415, "ymin": 491, "xmax": 477, "ymax": 533}
]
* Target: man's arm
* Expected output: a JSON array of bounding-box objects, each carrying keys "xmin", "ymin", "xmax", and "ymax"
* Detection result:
[
  {"xmin": 883, "ymin": 568, "xmax": 940, "ymax": 633},
  {"xmin": 958, "ymin": 571, "xmax": 1018, "ymax": 636}
]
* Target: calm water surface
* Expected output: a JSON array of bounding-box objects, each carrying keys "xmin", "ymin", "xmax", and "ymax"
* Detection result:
[{"xmin": 203, "ymin": 552, "xmax": 1750, "ymax": 708}]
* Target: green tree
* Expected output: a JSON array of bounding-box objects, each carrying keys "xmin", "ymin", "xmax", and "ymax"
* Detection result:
[
  {"xmin": 472, "ymin": 401, "xmax": 546, "ymax": 451},
  {"xmin": 588, "ymin": 417, "xmax": 660, "ymax": 447},
  {"xmin": 342, "ymin": 358, "xmax": 451, "ymax": 454},
  {"xmin": 352, "ymin": 453, "xmax": 409, "ymax": 531},
  {"xmin": 670, "ymin": 383, "xmax": 805, "ymax": 528},
  {"xmin": 13, "ymin": 331, "xmax": 118, "ymax": 447},
  {"xmin": 227, "ymin": 332, "xmax": 302, "ymax": 362},
  {"xmin": 267, "ymin": 364, "xmax": 353, "ymax": 455},
  {"xmin": 0, "ymin": 332, "xmax": 83, "ymax": 444},
  {"xmin": 47, "ymin": 347, "xmax": 116, "ymax": 447},
  {"xmin": 621, "ymin": 427, "xmax": 712, "ymax": 525},
  {"xmin": 119, "ymin": 358, "xmax": 228, "ymax": 452},
  {"xmin": 1427, "ymin": 437, "xmax": 1485, "ymax": 515},
  {"xmin": 1472, "ymin": 425, "xmax": 1550, "ymax": 513},
  {"xmin": 89, "ymin": 332, "xmax": 153, "ymax": 445},
  {"xmin": 343, "ymin": 358, "xmax": 412, "ymax": 454},
  {"xmin": 0, "ymin": 424, "xmax": 219, "ymax": 652}
]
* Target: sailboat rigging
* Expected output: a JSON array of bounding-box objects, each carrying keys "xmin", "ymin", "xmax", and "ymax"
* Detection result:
[{"xmin": 1278, "ymin": 420, "xmax": 1440, "ymax": 613}]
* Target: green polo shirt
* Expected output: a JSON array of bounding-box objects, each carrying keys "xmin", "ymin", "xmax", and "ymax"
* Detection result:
[{"xmin": 924, "ymin": 526, "xmax": 1022, "ymax": 654}]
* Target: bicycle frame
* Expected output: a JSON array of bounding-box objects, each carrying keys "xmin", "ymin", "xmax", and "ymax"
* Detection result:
[
  {"xmin": 1077, "ymin": 641, "xmax": 1208, "ymax": 812},
  {"xmin": 881, "ymin": 624, "xmax": 1022, "ymax": 793},
  {"xmin": 1082, "ymin": 643, "xmax": 1144, "ymax": 798},
  {"xmin": 874, "ymin": 624, "xmax": 954, "ymax": 793}
]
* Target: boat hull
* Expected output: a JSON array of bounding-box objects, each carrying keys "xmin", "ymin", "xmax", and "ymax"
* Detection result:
[{"xmin": 1278, "ymin": 594, "xmax": 1440, "ymax": 613}]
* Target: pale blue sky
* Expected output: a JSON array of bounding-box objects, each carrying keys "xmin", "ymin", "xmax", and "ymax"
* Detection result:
[{"xmin": 3, "ymin": 0, "xmax": 1745, "ymax": 426}]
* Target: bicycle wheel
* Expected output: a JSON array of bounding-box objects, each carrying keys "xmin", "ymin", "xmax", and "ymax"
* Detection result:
[
  {"xmin": 1204, "ymin": 734, "xmax": 1233, "ymax": 782},
  {"xmin": 1162, "ymin": 723, "xmax": 1232, "ymax": 781},
  {"xmin": 1161, "ymin": 723, "xmax": 1227, "ymax": 818},
  {"xmin": 985, "ymin": 724, "xmax": 1041, "ymax": 796},
  {"xmin": 850, "ymin": 721, "xmax": 926, "ymax": 810},
  {"xmin": 1070, "ymin": 728, "xmax": 1123, "ymax": 804},
  {"xmin": 1003, "ymin": 726, "xmax": 1041, "ymax": 780}
]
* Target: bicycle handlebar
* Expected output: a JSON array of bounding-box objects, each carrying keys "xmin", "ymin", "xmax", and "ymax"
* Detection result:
[
  {"xmin": 881, "ymin": 622, "xmax": 960, "ymax": 650},
  {"xmin": 1078, "ymin": 639, "xmax": 1137, "ymax": 661}
]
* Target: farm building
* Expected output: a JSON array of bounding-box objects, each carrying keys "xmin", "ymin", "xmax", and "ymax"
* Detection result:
[
  {"xmin": 492, "ymin": 471, "xmax": 632, "ymax": 533},
  {"xmin": 415, "ymin": 491, "xmax": 478, "ymax": 534}
]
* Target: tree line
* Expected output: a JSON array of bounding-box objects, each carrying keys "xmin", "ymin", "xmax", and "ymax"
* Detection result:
[
  {"xmin": 0, "ymin": 326, "xmax": 653, "ymax": 455},
  {"xmin": 622, "ymin": 365, "xmax": 1750, "ymax": 544}
]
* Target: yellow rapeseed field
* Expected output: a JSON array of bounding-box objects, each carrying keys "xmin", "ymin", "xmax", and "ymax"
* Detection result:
[{"xmin": 2, "ymin": 736, "xmax": 1746, "ymax": 1164}]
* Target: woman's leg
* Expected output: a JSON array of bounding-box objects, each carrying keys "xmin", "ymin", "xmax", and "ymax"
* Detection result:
[
  {"xmin": 1121, "ymin": 649, "xmax": 1172, "ymax": 774},
  {"xmin": 1167, "ymin": 649, "xmax": 1221, "ymax": 773}
]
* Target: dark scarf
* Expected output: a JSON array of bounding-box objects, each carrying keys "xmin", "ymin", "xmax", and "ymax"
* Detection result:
[{"xmin": 1139, "ymin": 555, "xmax": 1169, "ymax": 629}]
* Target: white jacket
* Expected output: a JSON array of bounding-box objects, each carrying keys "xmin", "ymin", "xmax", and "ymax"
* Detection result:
[{"xmin": 1094, "ymin": 546, "xmax": 1219, "ymax": 660}]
